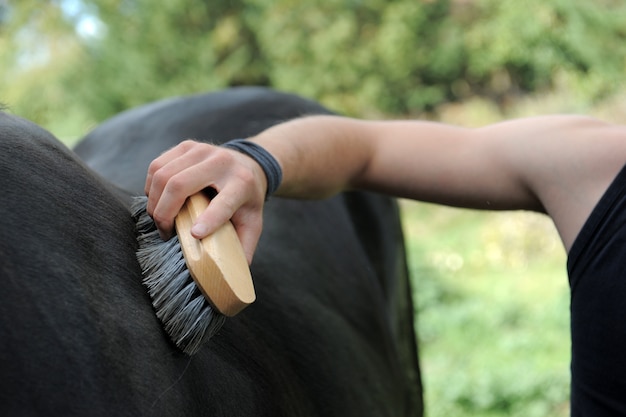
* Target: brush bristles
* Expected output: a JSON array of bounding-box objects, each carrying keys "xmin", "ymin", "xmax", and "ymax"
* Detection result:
[{"xmin": 131, "ymin": 197, "xmax": 225, "ymax": 355}]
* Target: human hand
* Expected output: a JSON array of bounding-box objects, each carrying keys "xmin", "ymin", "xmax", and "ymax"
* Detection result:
[{"xmin": 144, "ymin": 140, "xmax": 268, "ymax": 264}]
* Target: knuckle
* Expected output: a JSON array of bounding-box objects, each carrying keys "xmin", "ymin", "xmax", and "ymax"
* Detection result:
[
  {"xmin": 149, "ymin": 167, "xmax": 170, "ymax": 190},
  {"xmin": 163, "ymin": 174, "xmax": 188, "ymax": 195},
  {"xmin": 179, "ymin": 139, "xmax": 199, "ymax": 151},
  {"xmin": 213, "ymin": 147, "xmax": 237, "ymax": 165},
  {"xmin": 219, "ymin": 197, "xmax": 238, "ymax": 216},
  {"xmin": 151, "ymin": 211, "xmax": 172, "ymax": 233},
  {"xmin": 151, "ymin": 166, "xmax": 187, "ymax": 194},
  {"xmin": 151, "ymin": 211, "xmax": 166, "ymax": 227},
  {"xmin": 237, "ymin": 166, "xmax": 257, "ymax": 185},
  {"xmin": 147, "ymin": 158, "xmax": 164, "ymax": 177}
]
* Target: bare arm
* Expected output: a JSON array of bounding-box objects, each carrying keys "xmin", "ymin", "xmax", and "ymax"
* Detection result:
[
  {"xmin": 254, "ymin": 115, "xmax": 626, "ymax": 251},
  {"xmin": 253, "ymin": 115, "xmax": 538, "ymax": 209},
  {"xmin": 146, "ymin": 114, "xmax": 626, "ymax": 260}
]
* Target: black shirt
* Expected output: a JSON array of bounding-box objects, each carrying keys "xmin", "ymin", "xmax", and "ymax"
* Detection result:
[{"xmin": 568, "ymin": 164, "xmax": 626, "ymax": 416}]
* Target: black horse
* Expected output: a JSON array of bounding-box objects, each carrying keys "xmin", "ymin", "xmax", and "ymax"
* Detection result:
[{"xmin": 0, "ymin": 87, "xmax": 422, "ymax": 416}]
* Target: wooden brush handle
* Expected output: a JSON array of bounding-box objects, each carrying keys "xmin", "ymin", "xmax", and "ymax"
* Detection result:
[{"xmin": 175, "ymin": 192, "xmax": 255, "ymax": 316}]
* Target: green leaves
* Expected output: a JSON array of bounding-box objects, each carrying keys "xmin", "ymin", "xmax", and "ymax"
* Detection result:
[{"xmin": 1, "ymin": 0, "xmax": 625, "ymax": 136}]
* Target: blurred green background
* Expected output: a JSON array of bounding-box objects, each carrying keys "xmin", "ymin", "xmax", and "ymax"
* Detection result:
[{"xmin": 3, "ymin": 1, "xmax": 626, "ymax": 416}]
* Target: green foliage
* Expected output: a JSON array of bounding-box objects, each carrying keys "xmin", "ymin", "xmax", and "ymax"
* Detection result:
[
  {"xmin": 59, "ymin": 0, "xmax": 261, "ymax": 117},
  {"xmin": 0, "ymin": 1, "xmax": 615, "ymax": 414},
  {"xmin": 0, "ymin": 1, "xmax": 79, "ymax": 126},
  {"xmin": 2, "ymin": 0, "xmax": 625, "ymax": 132},
  {"xmin": 401, "ymin": 202, "xmax": 570, "ymax": 417},
  {"xmin": 462, "ymin": 0, "xmax": 626, "ymax": 102}
]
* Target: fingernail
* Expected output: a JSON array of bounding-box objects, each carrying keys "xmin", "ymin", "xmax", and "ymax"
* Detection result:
[{"xmin": 191, "ymin": 223, "xmax": 209, "ymax": 238}]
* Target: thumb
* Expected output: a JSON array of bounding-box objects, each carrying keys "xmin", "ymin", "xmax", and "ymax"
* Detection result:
[{"xmin": 189, "ymin": 191, "xmax": 236, "ymax": 240}]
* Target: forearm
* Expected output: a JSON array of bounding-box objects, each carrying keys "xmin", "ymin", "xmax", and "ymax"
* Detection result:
[
  {"xmin": 250, "ymin": 115, "xmax": 481, "ymax": 205},
  {"xmin": 251, "ymin": 115, "xmax": 376, "ymax": 199},
  {"xmin": 250, "ymin": 114, "xmax": 544, "ymax": 211}
]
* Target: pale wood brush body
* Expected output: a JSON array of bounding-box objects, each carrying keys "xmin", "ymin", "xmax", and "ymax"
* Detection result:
[{"xmin": 175, "ymin": 192, "xmax": 255, "ymax": 316}]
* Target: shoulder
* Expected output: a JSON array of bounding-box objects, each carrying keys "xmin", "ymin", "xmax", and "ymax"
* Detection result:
[{"xmin": 487, "ymin": 115, "xmax": 626, "ymax": 252}]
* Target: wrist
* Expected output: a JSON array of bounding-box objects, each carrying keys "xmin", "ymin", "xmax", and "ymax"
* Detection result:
[{"xmin": 222, "ymin": 139, "xmax": 283, "ymax": 199}]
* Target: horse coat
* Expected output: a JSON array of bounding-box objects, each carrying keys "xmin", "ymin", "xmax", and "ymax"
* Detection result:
[{"xmin": 1, "ymin": 87, "xmax": 422, "ymax": 416}]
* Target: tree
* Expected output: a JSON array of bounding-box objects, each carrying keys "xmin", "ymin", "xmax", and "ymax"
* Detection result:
[{"xmin": 1, "ymin": 0, "xmax": 625, "ymax": 133}]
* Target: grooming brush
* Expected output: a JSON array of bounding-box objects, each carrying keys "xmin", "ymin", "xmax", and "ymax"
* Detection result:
[{"xmin": 131, "ymin": 191, "xmax": 255, "ymax": 355}]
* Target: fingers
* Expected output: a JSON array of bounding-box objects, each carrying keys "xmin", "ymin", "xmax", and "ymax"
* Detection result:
[
  {"xmin": 144, "ymin": 140, "xmax": 267, "ymax": 263},
  {"xmin": 232, "ymin": 212, "xmax": 264, "ymax": 265},
  {"xmin": 145, "ymin": 140, "xmax": 197, "ymax": 202},
  {"xmin": 145, "ymin": 141, "xmax": 209, "ymax": 229}
]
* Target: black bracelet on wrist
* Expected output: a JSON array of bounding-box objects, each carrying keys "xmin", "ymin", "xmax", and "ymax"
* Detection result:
[{"xmin": 222, "ymin": 139, "xmax": 283, "ymax": 199}]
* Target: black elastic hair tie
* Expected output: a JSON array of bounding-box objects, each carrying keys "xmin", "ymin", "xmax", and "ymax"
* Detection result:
[{"xmin": 222, "ymin": 139, "xmax": 283, "ymax": 199}]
